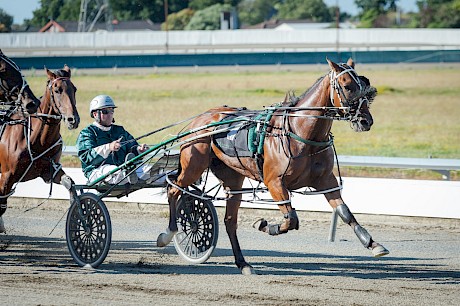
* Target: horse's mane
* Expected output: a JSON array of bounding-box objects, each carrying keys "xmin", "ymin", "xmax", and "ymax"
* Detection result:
[{"xmin": 279, "ymin": 75, "xmax": 326, "ymax": 107}]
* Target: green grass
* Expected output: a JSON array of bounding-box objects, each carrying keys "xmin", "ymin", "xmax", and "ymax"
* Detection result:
[{"xmin": 26, "ymin": 65, "xmax": 460, "ymax": 163}]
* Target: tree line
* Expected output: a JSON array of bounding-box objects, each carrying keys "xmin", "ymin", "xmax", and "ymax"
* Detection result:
[{"xmin": 1, "ymin": 0, "xmax": 459, "ymax": 32}]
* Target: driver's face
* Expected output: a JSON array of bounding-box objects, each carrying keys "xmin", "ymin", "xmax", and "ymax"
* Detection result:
[{"xmin": 96, "ymin": 108, "xmax": 114, "ymax": 127}]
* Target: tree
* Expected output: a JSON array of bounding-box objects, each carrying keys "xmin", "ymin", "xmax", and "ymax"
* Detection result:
[
  {"xmin": 162, "ymin": 8, "xmax": 195, "ymax": 30},
  {"xmin": 28, "ymin": 0, "xmax": 67, "ymax": 27},
  {"xmin": 276, "ymin": 0, "xmax": 332, "ymax": 22},
  {"xmin": 415, "ymin": 0, "xmax": 460, "ymax": 28},
  {"xmin": 189, "ymin": 0, "xmax": 241, "ymax": 11},
  {"xmin": 0, "ymin": 9, "xmax": 13, "ymax": 32},
  {"xmin": 185, "ymin": 3, "xmax": 233, "ymax": 30},
  {"xmin": 354, "ymin": 0, "xmax": 396, "ymax": 27},
  {"xmin": 238, "ymin": 0, "xmax": 278, "ymax": 26},
  {"xmin": 110, "ymin": 0, "xmax": 165, "ymax": 22}
]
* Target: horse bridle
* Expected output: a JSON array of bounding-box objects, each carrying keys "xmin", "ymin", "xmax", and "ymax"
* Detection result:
[
  {"xmin": 41, "ymin": 76, "xmax": 72, "ymax": 121},
  {"xmin": 329, "ymin": 64, "xmax": 372, "ymax": 122}
]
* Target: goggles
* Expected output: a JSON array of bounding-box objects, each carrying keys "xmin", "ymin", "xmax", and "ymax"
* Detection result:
[{"xmin": 100, "ymin": 108, "xmax": 114, "ymax": 115}]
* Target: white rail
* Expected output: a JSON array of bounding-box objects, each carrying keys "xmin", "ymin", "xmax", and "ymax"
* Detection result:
[{"xmin": 62, "ymin": 146, "xmax": 460, "ymax": 180}]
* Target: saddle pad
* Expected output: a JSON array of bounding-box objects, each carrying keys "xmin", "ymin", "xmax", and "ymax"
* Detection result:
[{"xmin": 212, "ymin": 116, "xmax": 254, "ymax": 157}]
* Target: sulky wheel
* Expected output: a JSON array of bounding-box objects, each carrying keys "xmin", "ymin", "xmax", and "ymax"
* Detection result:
[
  {"xmin": 66, "ymin": 192, "xmax": 112, "ymax": 268},
  {"xmin": 173, "ymin": 190, "xmax": 219, "ymax": 264}
]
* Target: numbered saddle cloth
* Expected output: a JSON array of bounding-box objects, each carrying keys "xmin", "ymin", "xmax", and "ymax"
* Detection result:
[
  {"xmin": 212, "ymin": 108, "xmax": 275, "ymax": 157},
  {"xmin": 212, "ymin": 115, "xmax": 253, "ymax": 157}
]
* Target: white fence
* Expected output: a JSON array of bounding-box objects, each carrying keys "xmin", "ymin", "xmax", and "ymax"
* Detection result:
[
  {"xmin": 11, "ymin": 147, "xmax": 460, "ymax": 220},
  {"xmin": 2, "ymin": 28, "xmax": 460, "ymax": 56}
]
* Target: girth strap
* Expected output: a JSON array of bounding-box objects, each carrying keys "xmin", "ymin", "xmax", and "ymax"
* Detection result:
[{"xmin": 287, "ymin": 132, "xmax": 333, "ymax": 147}]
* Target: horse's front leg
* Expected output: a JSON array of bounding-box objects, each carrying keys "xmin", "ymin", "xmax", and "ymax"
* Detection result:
[
  {"xmin": 321, "ymin": 175, "xmax": 389, "ymax": 257},
  {"xmin": 0, "ymin": 171, "xmax": 14, "ymax": 233},
  {"xmin": 0, "ymin": 197, "xmax": 6, "ymax": 233},
  {"xmin": 253, "ymin": 179, "xmax": 299, "ymax": 235},
  {"xmin": 54, "ymin": 170, "xmax": 78, "ymax": 206}
]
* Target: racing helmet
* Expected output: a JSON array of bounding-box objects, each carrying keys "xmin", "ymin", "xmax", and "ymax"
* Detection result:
[{"xmin": 89, "ymin": 95, "xmax": 117, "ymax": 117}]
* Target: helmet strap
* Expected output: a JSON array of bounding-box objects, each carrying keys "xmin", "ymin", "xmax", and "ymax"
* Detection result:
[{"xmin": 95, "ymin": 110, "xmax": 102, "ymax": 124}]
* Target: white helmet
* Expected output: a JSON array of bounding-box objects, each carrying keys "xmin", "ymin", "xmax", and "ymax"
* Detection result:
[{"xmin": 89, "ymin": 95, "xmax": 117, "ymax": 117}]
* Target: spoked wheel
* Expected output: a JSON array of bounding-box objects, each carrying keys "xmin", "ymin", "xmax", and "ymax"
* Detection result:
[
  {"xmin": 173, "ymin": 190, "xmax": 219, "ymax": 264},
  {"xmin": 66, "ymin": 193, "xmax": 112, "ymax": 268}
]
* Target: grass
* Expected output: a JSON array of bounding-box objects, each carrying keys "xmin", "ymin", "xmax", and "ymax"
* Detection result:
[{"xmin": 25, "ymin": 64, "xmax": 460, "ymax": 179}]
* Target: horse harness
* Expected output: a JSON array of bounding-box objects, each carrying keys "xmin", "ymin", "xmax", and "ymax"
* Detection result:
[
  {"xmin": 0, "ymin": 76, "xmax": 68, "ymax": 199},
  {"xmin": 213, "ymin": 65, "xmax": 373, "ymax": 182}
]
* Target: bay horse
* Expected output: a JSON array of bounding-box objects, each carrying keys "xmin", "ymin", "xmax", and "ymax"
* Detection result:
[
  {"xmin": 0, "ymin": 66, "xmax": 80, "ymax": 233},
  {"xmin": 157, "ymin": 58, "xmax": 389, "ymax": 274},
  {"xmin": 0, "ymin": 49, "xmax": 40, "ymax": 116}
]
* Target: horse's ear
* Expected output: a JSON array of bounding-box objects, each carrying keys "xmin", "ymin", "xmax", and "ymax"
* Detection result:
[
  {"xmin": 347, "ymin": 58, "xmax": 355, "ymax": 68},
  {"xmin": 63, "ymin": 64, "xmax": 71, "ymax": 77},
  {"xmin": 0, "ymin": 49, "xmax": 3, "ymax": 55},
  {"xmin": 326, "ymin": 58, "xmax": 340, "ymax": 73},
  {"xmin": 45, "ymin": 66, "xmax": 56, "ymax": 80}
]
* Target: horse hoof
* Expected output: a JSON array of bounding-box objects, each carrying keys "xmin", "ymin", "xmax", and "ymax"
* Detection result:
[
  {"xmin": 156, "ymin": 233, "xmax": 170, "ymax": 247},
  {"xmin": 156, "ymin": 229, "xmax": 177, "ymax": 247},
  {"xmin": 241, "ymin": 266, "xmax": 256, "ymax": 275},
  {"xmin": 372, "ymin": 244, "xmax": 390, "ymax": 257},
  {"xmin": 252, "ymin": 218, "xmax": 268, "ymax": 232}
]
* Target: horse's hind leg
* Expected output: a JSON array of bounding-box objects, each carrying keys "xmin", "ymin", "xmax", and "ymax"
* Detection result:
[
  {"xmin": 212, "ymin": 164, "xmax": 253, "ymax": 274},
  {"xmin": 320, "ymin": 175, "xmax": 389, "ymax": 257},
  {"xmin": 157, "ymin": 143, "xmax": 211, "ymax": 247}
]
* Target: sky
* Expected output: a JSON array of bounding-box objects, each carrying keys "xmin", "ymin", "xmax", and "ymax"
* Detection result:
[{"xmin": 1, "ymin": 0, "xmax": 419, "ymax": 25}]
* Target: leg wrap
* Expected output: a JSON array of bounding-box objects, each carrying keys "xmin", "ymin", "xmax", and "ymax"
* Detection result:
[
  {"xmin": 284, "ymin": 208, "xmax": 299, "ymax": 230},
  {"xmin": 268, "ymin": 224, "xmax": 280, "ymax": 235},
  {"xmin": 354, "ymin": 224, "xmax": 372, "ymax": 248},
  {"xmin": 0, "ymin": 205, "xmax": 6, "ymax": 216},
  {"xmin": 60, "ymin": 174, "xmax": 78, "ymax": 206},
  {"xmin": 336, "ymin": 204, "xmax": 353, "ymax": 224},
  {"xmin": 60, "ymin": 174, "xmax": 74, "ymax": 191}
]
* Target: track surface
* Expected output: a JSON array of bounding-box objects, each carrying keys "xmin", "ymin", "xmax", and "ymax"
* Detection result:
[{"xmin": 1, "ymin": 198, "xmax": 459, "ymax": 305}]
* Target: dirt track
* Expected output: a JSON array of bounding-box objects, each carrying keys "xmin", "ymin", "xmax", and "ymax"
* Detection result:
[{"xmin": 1, "ymin": 198, "xmax": 459, "ymax": 305}]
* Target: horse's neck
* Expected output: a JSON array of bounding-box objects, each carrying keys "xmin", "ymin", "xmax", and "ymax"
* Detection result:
[{"xmin": 288, "ymin": 76, "xmax": 333, "ymax": 139}]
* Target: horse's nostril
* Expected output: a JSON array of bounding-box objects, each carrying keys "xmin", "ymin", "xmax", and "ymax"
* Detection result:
[{"xmin": 67, "ymin": 117, "xmax": 74, "ymax": 123}]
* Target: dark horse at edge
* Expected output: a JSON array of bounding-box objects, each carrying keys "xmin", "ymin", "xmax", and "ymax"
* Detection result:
[
  {"xmin": 0, "ymin": 49, "xmax": 40, "ymax": 115},
  {"xmin": 157, "ymin": 58, "xmax": 389, "ymax": 274},
  {"xmin": 0, "ymin": 66, "xmax": 80, "ymax": 233}
]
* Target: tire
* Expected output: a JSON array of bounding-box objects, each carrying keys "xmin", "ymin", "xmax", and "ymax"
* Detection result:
[
  {"xmin": 173, "ymin": 190, "xmax": 218, "ymax": 264},
  {"xmin": 66, "ymin": 193, "xmax": 112, "ymax": 268}
]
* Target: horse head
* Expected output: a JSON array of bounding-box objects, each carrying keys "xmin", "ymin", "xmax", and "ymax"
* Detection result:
[
  {"xmin": 45, "ymin": 65, "xmax": 80, "ymax": 130},
  {"xmin": 327, "ymin": 58, "xmax": 377, "ymax": 132},
  {"xmin": 0, "ymin": 49, "xmax": 40, "ymax": 115}
]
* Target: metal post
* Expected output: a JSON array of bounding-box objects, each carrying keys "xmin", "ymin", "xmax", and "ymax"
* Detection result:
[{"xmin": 328, "ymin": 208, "xmax": 338, "ymax": 242}]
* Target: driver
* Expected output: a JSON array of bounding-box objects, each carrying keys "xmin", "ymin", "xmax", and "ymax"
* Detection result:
[{"xmin": 76, "ymin": 95, "xmax": 149, "ymax": 185}]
